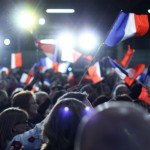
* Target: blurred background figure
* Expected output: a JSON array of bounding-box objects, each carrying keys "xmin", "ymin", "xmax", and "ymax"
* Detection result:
[
  {"xmin": 0, "ymin": 89, "xmax": 11, "ymax": 113},
  {"xmin": 75, "ymin": 101, "xmax": 150, "ymax": 150},
  {"xmin": 12, "ymin": 90, "xmax": 42, "ymax": 129}
]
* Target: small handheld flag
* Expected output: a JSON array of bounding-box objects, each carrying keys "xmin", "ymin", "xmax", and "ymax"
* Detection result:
[{"xmin": 11, "ymin": 53, "xmax": 22, "ymax": 69}]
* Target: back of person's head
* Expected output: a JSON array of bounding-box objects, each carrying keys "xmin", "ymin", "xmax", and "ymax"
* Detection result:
[
  {"xmin": 0, "ymin": 90, "xmax": 10, "ymax": 112},
  {"xmin": 75, "ymin": 101, "xmax": 150, "ymax": 150},
  {"xmin": 0, "ymin": 107, "xmax": 28, "ymax": 149},
  {"xmin": 42, "ymin": 98, "xmax": 91, "ymax": 150},
  {"xmin": 58, "ymin": 91, "xmax": 93, "ymax": 107},
  {"xmin": 11, "ymin": 87, "xmax": 24, "ymax": 99},
  {"xmin": 113, "ymin": 83, "xmax": 130, "ymax": 99},
  {"xmin": 116, "ymin": 94, "xmax": 133, "ymax": 102},
  {"xmin": 129, "ymin": 82, "xmax": 142, "ymax": 99},
  {"xmin": 12, "ymin": 90, "xmax": 36, "ymax": 113},
  {"xmin": 80, "ymin": 84, "xmax": 98, "ymax": 103},
  {"xmin": 92, "ymin": 95, "xmax": 110, "ymax": 107},
  {"xmin": 35, "ymin": 91, "xmax": 49, "ymax": 106},
  {"xmin": 50, "ymin": 90, "xmax": 66, "ymax": 105}
]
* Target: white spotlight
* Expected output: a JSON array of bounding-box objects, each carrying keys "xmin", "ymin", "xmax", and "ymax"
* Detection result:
[
  {"xmin": 78, "ymin": 32, "xmax": 98, "ymax": 52},
  {"xmin": 39, "ymin": 18, "xmax": 45, "ymax": 25},
  {"xmin": 4, "ymin": 39, "xmax": 10, "ymax": 45},
  {"xmin": 57, "ymin": 32, "xmax": 75, "ymax": 62},
  {"xmin": 57, "ymin": 32, "xmax": 75, "ymax": 50}
]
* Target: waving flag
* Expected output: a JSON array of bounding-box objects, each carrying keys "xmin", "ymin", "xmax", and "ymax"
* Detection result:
[
  {"xmin": 126, "ymin": 64, "xmax": 145, "ymax": 86},
  {"xmin": 88, "ymin": 61, "xmax": 104, "ymax": 84},
  {"xmin": 11, "ymin": 53, "xmax": 22, "ymax": 69},
  {"xmin": 39, "ymin": 57, "xmax": 53, "ymax": 73},
  {"xmin": 121, "ymin": 45, "xmax": 135, "ymax": 68},
  {"xmin": 108, "ymin": 56, "xmax": 128, "ymax": 80},
  {"xmin": 104, "ymin": 11, "xmax": 149, "ymax": 47},
  {"xmin": 108, "ymin": 57, "xmax": 145, "ymax": 86},
  {"xmin": 20, "ymin": 73, "xmax": 33, "ymax": 85},
  {"xmin": 138, "ymin": 87, "xmax": 150, "ymax": 105},
  {"xmin": 37, "ymin": 39, "xmax": 56, "ymax": 59}
]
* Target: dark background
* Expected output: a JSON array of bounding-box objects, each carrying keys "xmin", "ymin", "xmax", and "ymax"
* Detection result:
[{"xmin": 0, "ymin": 0, "xmax": 150, "ymax": 69}]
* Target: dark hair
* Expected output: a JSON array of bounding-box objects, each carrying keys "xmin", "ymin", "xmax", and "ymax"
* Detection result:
[
  {"xmin": 58, "ymin": 92, "xmax": 88, "ymax": 103},
  {"xmin": 42, "ymin": 98, "xmax": 87, "ymax": 150},
  {"xmin": 92, "ymin": 95, "xmax": 110, "ymax": 107},
  {"xmin": 75, "ymin": 101, "xmax": 150, "ymax": 150}
]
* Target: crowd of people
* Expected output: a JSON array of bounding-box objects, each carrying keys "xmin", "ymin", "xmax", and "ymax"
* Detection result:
[{"xmin": 0, "ymin": 55, "xmax": 150, "ymax": 150}]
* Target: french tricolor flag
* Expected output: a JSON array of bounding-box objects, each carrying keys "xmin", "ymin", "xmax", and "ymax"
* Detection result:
[
  {"xmin": 104, "ymin": 11, "xmax": 149, "ymax": 47},
  {"xmin": 88, "ymin": 61, "xmax": 104, "ymax": 84},
  {"xmin": 20, "ymin": 73, "xmax": 33, "ymax": 85},
  {"xmin": 39, "ymin": 57, "xmax": 53, "ymax": 73},
  {"xmin": 11, "ymin": 53, "xmax": 22, "ymax": 69},
  {"xmin": 108, "ymin": 56, "xmax": 128, "ymax": 80},
  {"xmin": 109, "ymin": 57, "xmax": 145, "ymax": 86},
  {"xmin": 125, "ymin": 64, "xmax": 145, "ymax": 86}
]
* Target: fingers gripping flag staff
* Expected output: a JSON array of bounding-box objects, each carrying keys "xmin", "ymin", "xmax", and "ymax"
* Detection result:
[{"xmin": 104, "ymin": 11, "xmax": 149, "ymax": 47}]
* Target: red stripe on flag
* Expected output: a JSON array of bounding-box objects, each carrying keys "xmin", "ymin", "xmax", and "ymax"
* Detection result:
[
  {"xmin": 134, "ymin": 14, "xmax": 149, "ymax": 36},
  {"xmin": 15, "ymin": 53, "xmax": 22, "ymax": 68}
]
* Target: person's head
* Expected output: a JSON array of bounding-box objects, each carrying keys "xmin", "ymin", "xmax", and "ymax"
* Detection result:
[
  {"xmin": 58, "ymin": 91, "xmax": 93, "ymax": 108},
  {"xmin": 112, "ymin": 83, "xmax": 130, "ymax": 99},
  {"xmin": 80, "ymin": 84, "xmax": 98, "ymax": 103},
  {"xmin": 75, "ymin": 101, "xmax": 150, "ymax": 150},
  {"xmin": 12, "ymin": 90, "xmax": 38, "ymax": 118},
  {"xmin": 35, "ymin": 91, "xmax": 49, "ymax": 106},
  {"xmin": 42, "ymin": 98, "xmax": 92, "ymax": 150},
  {"xmin": 50, "ymin": 89, "xmax": 66, "ymax": 105},
  {"xmin": 129, "ymin": 82, "xmax": 142, "ymax": 99},
  {"xmin": 0, "ymin": 107, "xmax": 28, "ymax": 149},
  {"xmin": 116, "ymin": 94, "xmax": 133, "ymax": 102},
  {"xmin": 0, "ymin": 89, "xmax": 10, "ymax": 112},
  {"xmin": 92, "ymin": 95, "xmax": 110, "ymax": 107},
  {"xmin": 35, "ymin": 91, "xmax": 53, "ymax": 117}
]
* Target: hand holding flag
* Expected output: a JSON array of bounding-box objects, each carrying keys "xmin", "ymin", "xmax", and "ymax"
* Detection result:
[{"xmin": 121, "ymin": 45, "xmax": 135, "ymax": 68}]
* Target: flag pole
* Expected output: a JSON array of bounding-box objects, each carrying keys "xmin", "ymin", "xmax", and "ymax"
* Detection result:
[{"xmin": 78, "ymin": 43, "xmax": 105, "ymax": 86}]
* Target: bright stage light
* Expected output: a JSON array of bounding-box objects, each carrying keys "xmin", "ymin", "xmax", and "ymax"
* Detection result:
[
  {"xmin": 78, "ymin": 32, "xmax": 98, "ymax": 52},
  {"xmin": 46, "ymin": 9, "xmax": 75, "ymax": 13},
  {"xmin": 39, "ymin": 18, "xmax": 45, "ymax": 25},
  {"xmin": 4, "ymin": 39, "xmax": 10, "ymax": 45},
  {"xmin": 148, "ymin": 9, "xmax": 150, "ymax": 13},
  {"xmin": 57, "ymin": 32, "xmax": 75, "ymax": 50},
  {"xmin": 57, "ymin": 32, "xmax": 75, "ymax": 62},
  {"xmin": 16, "ymin": 10, "xmax": 36, "ymax": 30}
]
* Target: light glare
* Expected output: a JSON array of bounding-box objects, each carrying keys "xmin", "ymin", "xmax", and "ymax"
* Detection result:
[
  {"xmin": 78, "ymin": 32, "xmax": 98, "ymax": 52},
  {"xmin": 39, "ymin": 18, "xmax": 45, "ymax": 25},
  {"xmin": 4, "ymin": 39, "xmax": 10, "ymax": 45},
  {"xmin": 46, "ymin": 9, "xmax": 75, "ymax": 13},
  {"xmin": 17, "ymin": 11, "xmax": 36, "ymax": 29},
  {"xmin": 64, "ymin": 107, "xmax": 69, "ymax": 112}
]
